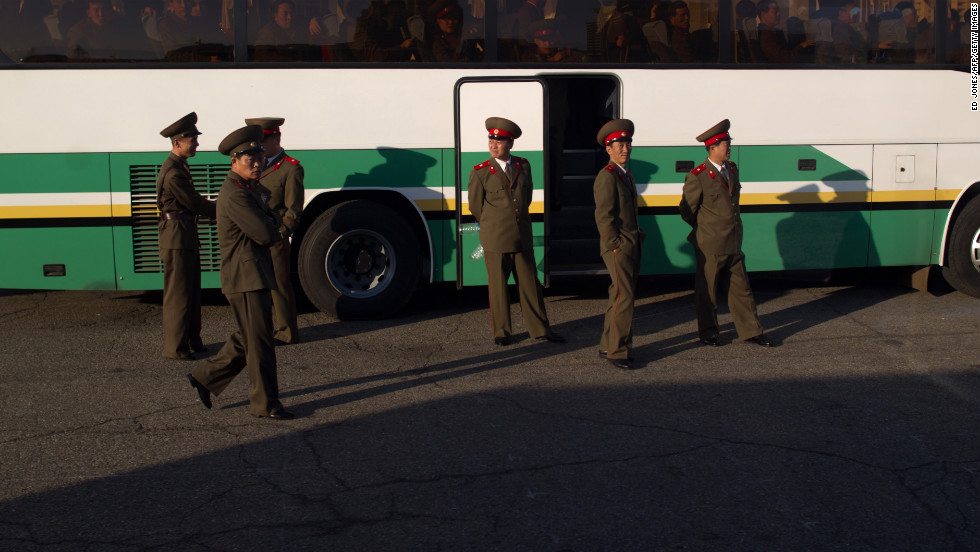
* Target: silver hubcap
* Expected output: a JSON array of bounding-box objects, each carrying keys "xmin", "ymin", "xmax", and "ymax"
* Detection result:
[
  {"xmin": 971, "ymin": 226, "xmax": 980, "ymax": 274},
  {"xmin": 325, "ymin": 230, "xmax": 396, "ymax": 298}
]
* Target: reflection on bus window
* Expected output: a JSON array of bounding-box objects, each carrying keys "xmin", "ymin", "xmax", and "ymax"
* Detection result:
[
  {"xmin": 731, "ymin": 0, "xmax": 968, "ymax": 65},
  {"xmin": 495, "ymin": 0, "xmax": 719, "ymax": 64},
  {"xmin": 246, "ymin": 0, "xmax": 485, "ymax": 62}
]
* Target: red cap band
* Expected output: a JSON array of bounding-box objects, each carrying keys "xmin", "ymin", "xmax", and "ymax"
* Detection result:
[
  {"xmin": 603, "ymin": 130, "xmax": 633, "ymax": 145},
  {"xmin": 436, "ymin": 7, "xmax": 451, "ymax": 17},
  {"xmin": 262, "ymin": 127, "xmax": 281, "ymax": 136},
  {"xmin": 488, "ymin": 128, "xmax": 514, "ymax": 139},
  {"xmin": 704, "ymin": 132, "xmax": 730, "ymax": 146},
  {"xmin": 534, "ymin": 28, "xmax": 557, "ymax": 38}
]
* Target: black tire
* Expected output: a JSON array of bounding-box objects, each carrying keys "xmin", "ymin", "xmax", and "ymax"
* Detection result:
[
  {"xmin": 942, "ymin": 195, "xmax": 980, "ymax": 298},
  {"xmin": 298, "ymin": 200, "xmax": 422, "ymax": 319}
]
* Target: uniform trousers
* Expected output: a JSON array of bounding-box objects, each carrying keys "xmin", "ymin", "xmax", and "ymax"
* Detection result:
[
  {"xmin": 484, "ymin": 250, "xmax": 550, "ymax": 340},
  {"xmin": 269, "ymin": 237, "xmax": 299, "ymax": 344},
  {"xmin": 600, "ymin": 244, "xmax": 641, "ymax": 360},
  {"xmin": 694, "ymin": 248, "xmax": 764, "ymax": 340},
  {"xmin": 161, "ymin": 248, "xmax": 203, "ymax": 359},
  {"xmin": 190, "ymin": 290, "xmax": 283, "ymax": 416}
]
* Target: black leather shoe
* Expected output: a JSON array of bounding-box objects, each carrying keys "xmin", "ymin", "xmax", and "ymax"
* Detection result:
[
  {"xmin": 190, "ymin": 343, "xmax": 208, "ymax": 353},
  {"xmin": 265, "ymin": 409, "xmax": 295, "ymax": 420},
  {"xmin": 186, "ymin": 374, "xmax": 211, "ymax": 409},
  {"xmin": 598, "ymin": 350, "xmax": 634, "ymax": 361},
  {"xmin": 536, "ymin": 332, "xmax": 565, "ymax": 343},
  {"xmin": 494, "ymin": 336, "xmax": 509, "ymax": 346},
  {"xmin": 175, "ymin": 353, "xmax": 197, "ymax": 361},
  {"xmin": 746, "ymin": 335, "xmax": 774, "ymax": 347},
  {"xmin": 607, "ymin": 358, "xmax": 632, "ymax": 370},
  {"xmin": 699, "ymin": 336, "xmax": 720, "ymax": 347}
]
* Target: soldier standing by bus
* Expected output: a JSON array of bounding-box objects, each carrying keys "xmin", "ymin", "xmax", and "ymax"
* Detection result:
[
  {"xmin": 186, "ymin": 125, "xmax": 294, "ymax": 420},
  {"xmin": 467, "ymin": 117, "xmax": 564, "ymax": 346},
  {"xmin": 157, "ymin": 112, "xmax": 216, "ymax": 360},
  {"xmin": 679, "ymin": 119, "xmax": 774, "ymax": 348},
  {"xmin": 593, "ymin": 119, "xmax": 644, "ymax": 370},
  {"xmin": 245, "ymin": 117, "xmax": 303, "ymax": 344}
]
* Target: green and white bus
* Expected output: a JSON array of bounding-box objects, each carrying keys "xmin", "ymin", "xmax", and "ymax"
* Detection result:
[{"xmin": 1, "ymin": 0, "xmax": 977, "ymax": 318}]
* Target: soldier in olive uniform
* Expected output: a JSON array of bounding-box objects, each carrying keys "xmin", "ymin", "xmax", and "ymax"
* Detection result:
[
  {"xmin": 245, "ymin": 117, "xmax": 303, "ymax": 345},
  {"xmin": 679, "ymin": 119, "xmax": 773, "ymax": 348},
  {"xmin": 186, "ymin": 126, "xmax": 294, "ymax": 420},
  {"xmin": 593, "ymin": 119, "xmax": 645, "ymax": 370},
  {"xmin": 156, "ymin": 112, "xmax": 216, "ymax": 360},
  {"xmin": 467, "ymin": 117, "xmax": 564, "ymax": 346}
]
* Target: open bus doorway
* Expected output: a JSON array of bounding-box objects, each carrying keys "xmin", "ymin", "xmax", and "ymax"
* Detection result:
[{"xmin": 542, "ymin": 75, "xmax": 620, "ymax": 277}]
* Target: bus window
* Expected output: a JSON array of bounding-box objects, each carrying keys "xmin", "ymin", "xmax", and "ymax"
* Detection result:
[
  {"xmin": 653, "ymin": 0, "xmax": 720, "ymax": 63},
  {"xmin": 247, "ymin": 0, "xmax": 484, "ymax": 63},
  {"xmin": 0, "ymin": 0, "xmax": 184, "ymax": 62}
]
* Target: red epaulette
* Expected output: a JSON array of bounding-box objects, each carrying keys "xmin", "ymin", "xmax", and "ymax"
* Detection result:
[
  {"xmin": 691, "ymin": 163, "xmax": 707, "ymax": 175},
  {"xmin": 726, "ymin": 161, "xmax": 738, "ymax": 175},
  {"xmin": 604, "ymin": 164, "xmax": 617, "ymax": 173},
  {"xmin": 474, "ymin": 160, "xmax": 492, "ymax": 170},
  {"xmin": 284, "ymin": 155, "xmax": 300, "ymax": 165}
]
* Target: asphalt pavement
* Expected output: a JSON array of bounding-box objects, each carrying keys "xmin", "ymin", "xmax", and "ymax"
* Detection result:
[{"xmin": 0, "ymin": 270, "xmax": 977, "ymax": 551}]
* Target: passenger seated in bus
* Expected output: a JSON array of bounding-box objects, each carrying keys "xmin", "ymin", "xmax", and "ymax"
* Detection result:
[
  {"xmin": 519, "ymin": 17, "xmax": 584, "ymax": 62},
  {"xmin": 427, "ymin": 0, "xmax": 483, "ymax": 62},
  {"xmin": 597, "ymin": 0, "xmax": 651, "ymax": 62},
  {"xmin": 65, "ymin": 0, "xmax": 117, "ymax": 59},
  {"xmin": 732, "ymin": 0, "xmax": 755, "ymax": 62},
  {"xmin": 640, "ymin": 1, "xmax": 674, "ymax": 62},
  {"xmin": 158, "ymin": 0, "xmax": 230, "ymax": 61},
  {"xmin": 874, "ymin": 2, "xmax": 916, "ymax": 63},
  {"xmin": 254, "ymin": 0, "xmax": 311, "ymax": 61},
  {"xmin": 351, "ymin": 0, "xmax": 420, "ymax": 61},
  {"xmin": 826, "ymin": 2, "xmax": 866, "ymax": 63},
  {"xmin": 514, "ymin": 0, "xmax": 544, "ymax": 44},
  {"xmin": 756, "ymin": 0, "xmax": 813, "ymax": 63}
]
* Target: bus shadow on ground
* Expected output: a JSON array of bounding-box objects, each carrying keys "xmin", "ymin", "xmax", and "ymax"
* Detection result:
[{"xmin": 1, "ymin": 372, "xmax": 976, "ymax": 551}]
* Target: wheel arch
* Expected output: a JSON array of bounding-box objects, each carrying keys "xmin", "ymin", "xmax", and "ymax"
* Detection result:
[
  {"xmin": 293, "ymin": 188, "xmax": 433, "ymax": 282},
  {"xmin": 939, "ymin": 181, "xmax": 980, "ymax": 266}
]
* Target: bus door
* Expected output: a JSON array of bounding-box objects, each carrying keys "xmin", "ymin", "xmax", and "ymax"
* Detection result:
[{"xmin": 454, "ymin": 78, "xmax": 548, "ymax": 288}]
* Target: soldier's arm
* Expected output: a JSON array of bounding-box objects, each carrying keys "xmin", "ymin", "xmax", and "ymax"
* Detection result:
[
  {"xmin": 522, "ymin": 160, "xmax": 533, "ymax": 207},
  {"xmin": 281, "ymin": 164, "xmax": 305, "ymax": 237},
  {"xmin": 168, "ymin": 171, "xmax": 217, "ymax": 218},
  {"xmin": 593, "ymin": 173, "xmax": 622, "ymax": 250},
  {"xmin": 467, "ymin": 169, "xmax": 484, "ymax": 222},
  {"xmin": 228, "ymin": 187, "xmax": 281, "ymax": 247},
  {"xmin": 679, "ymin": 171, "xmax": 702, "ymax": 227}
]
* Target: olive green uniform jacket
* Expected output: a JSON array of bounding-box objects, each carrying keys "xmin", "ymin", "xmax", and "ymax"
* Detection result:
[
  {"xmin": 256, "ymin": 149, "xmax": 304, "ymax": 343},
  {"xmin": 680, "ymin": 159, "xmax": 763, "ymax": 340},
  {"xmin": 467, "ymin": 156, "xmax": 550, "ymax": 340},
  {"xmin": 467, "ymin": 157, "xmax": 533, "ymax": 254},
  {"xmin": 593, "ymin": 163, "xmax": 644, "ymax": 360},
  {"xmin": 190, "ymin": 171, "xmax": 285, "ymax": 417},
  {"xmin": 155, "ymin": 152, "xmax": 215, "ymax": 360}
]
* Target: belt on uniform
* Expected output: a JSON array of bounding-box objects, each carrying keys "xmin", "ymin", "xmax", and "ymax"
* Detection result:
[{"xmin": 161, "ymin": 212, "xmax": 194, "ymax": 221}]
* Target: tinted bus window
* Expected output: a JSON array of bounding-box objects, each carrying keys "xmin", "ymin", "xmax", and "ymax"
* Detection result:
[{"xmin": 247, "ymin": 0, "xmax": 485, "ymax": 62}]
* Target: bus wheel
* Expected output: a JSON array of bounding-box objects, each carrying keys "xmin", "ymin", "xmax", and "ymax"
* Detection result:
[
  {"xmin": 942, "ymin": 195, "xmax": 980, "ymax": 298},
  {"xmin": 298, "ymin": 200, "xmax": 422, "ymax": 319}
]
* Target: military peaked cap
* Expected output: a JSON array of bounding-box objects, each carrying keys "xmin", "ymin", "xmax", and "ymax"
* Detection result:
[
  {"xmin": 486, "ymin": 117, "xmax": 521, "ymax": 140},
  {"xmin": 218, "ymin": 125, "xmax": 264, "ymax": 157},
  {"xmin": 696, "ymin": 119, "xmax": 732, "ymax": 146},
  {"xmin": 244, "ymin": 117, "xmax": 285, "ymax": 136},
  {"xmin": 597, "ymin": 118, "xmax": 634, "ymax": 146},
  {"xmin": 530, "ymin": 18, "xmax": 559, "ymax": 38},
  {"xmin": 160, "ymin": 112, "xmax": 202, "ymax": 139}
]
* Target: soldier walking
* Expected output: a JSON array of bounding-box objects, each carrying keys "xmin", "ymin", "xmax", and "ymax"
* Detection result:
[
  {"xmin": 467, "ymin": 117, "xmax": 564, "ymax": 346},
  {"xmin": 156, "ymin": 112, "xmax": 216, "ymax": 360},
  {"xmin": 186, "ymin": 125, "xmax": 294, "ymax": 420},
  {"xmin": 679, "ymin": 119, "xmax": 773, "ymax": 348},
  {"xmin": 593, "ymin": 119, "xmax": 644, "ymax": 370},
  {"xmin": 245, "ymin": 117, "xmax": 304, "ymax": 345}
]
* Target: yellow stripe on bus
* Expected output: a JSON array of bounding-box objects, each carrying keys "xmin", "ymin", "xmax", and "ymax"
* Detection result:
[{"xmin": 0, "ymin": 205, "xmax": 123, "ymax": 218}]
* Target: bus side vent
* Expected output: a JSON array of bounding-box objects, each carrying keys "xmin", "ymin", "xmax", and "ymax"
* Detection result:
[
  {"xmin": 798, "ymin": 159, "xmax": 817, "ymax": 171},
  {"xmin": 129, "ymin": 164, "xmax": 228, "ymax": 273},
  {"xmin": 676, "ymin": 161, "xmax": 695, "ymax": 173}
]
